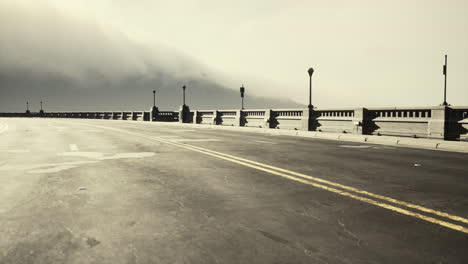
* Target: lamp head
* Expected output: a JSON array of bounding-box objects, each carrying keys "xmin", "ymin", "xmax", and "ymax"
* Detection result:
[{"xmin": 308, "ymin": 67, "xmax": 314, "ymax": 77}]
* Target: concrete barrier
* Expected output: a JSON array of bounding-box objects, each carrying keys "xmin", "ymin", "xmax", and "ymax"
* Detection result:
[
  {"xmin": 112, "ymin": 112, "xmax": 123, "ymax": 120},
  {"xmin": 195, "ymin": 110, "xmax": 217, "ymax": 125},
  {"xmin": 242, "ymin": 110, "xmax": 267, "ymax": 128},
  {"xmin": 132, "ymin": 111, "xmax": 144, "ymax": 121},
  {"xmin": 2, "ymin": 105, "xmax": 467, "ymax": 141},
  {"xmin": 156, "ymin": 111, "xmax": 178, "ymax": 122},
  {"xmin": 273, "ymin": 109, "xmax": 310, "ymax": 130},
  {"xmin": 218, "ymin": 110, "xmax": 238, "ymax": 126},
  {"xmin": 103, "ymin": 112, "xmax": 113, "ymax": 119}
]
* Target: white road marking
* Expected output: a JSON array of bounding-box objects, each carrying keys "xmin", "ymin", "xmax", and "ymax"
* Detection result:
[
  {"xmin": 61, "ymin": 152, "xmax": 104, "ymax": 159},
  {"xmin": 69, "ymin": 144, "xmax": 79, "ymax": 151},
  {"xmin": 0, "ymin": 151, "xmax": 155, "ymax": 174},
  {"xmin": 169, "ymin": 139, "xmax": 221, "ymax": 142},
  {"xmin": 60, "ymin": 151, "xmax": 155, "ymax": 160},
  {"xmin": 339, "ymin": 145, "xmax": 371, "ymax": 149},
  {"xmin": 252, "ymin": 140, "xmax": 277, "ymax": 144},
  {"xmin": 99, "ymin": 152, "xmax": 155, "ymax": 160},
  {"xmin": 173, "ymin": 130, "xmax": 196, "ymax": 132}
]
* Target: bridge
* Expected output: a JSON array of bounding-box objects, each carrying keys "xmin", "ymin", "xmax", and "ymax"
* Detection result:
[{"xmin": 1, "ymin": 105, "xmax": 468, "ymax": 263}]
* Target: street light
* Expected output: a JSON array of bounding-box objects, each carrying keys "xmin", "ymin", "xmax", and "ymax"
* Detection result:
[
  {"xmin": 307, "ymin": 67, "xmax": 314, "ymax": 109},
  {"xmin": 40, "ymin": 101, "xmax": 44, "ymax": 115},
  {"xmin": 182, "ymin": 85, "xmax": 186, "ymax": 106},
  {"xmin": 240, "ymin": 85, "xmax": 245, "ymax": 110},
  {"xmin": 26, "ymin": 101, "xmax": 30, "ymax": 114},
  {"xmin": 150, "ymin": 89, "xmax": 159, "ymax": 121}
]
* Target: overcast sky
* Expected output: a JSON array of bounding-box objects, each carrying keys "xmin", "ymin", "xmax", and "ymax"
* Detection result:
[{"xmin": 2, "ymin": 0, "xmax": 467, "ymax": 108}]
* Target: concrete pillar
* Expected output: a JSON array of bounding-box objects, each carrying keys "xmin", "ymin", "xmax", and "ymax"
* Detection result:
[
  {"xmin": 235, "ymin": 110, "xmax": 242, "ymax": 126},
  {"xmin": 193, "ymin": 111, "xmax": 198, "ymax": 124},
  {"xmin": 150, "ymin": 106, "xmax": 159, "ymax": 122},
  {"xmin": 264, "ymin": 109, "xmax": 273, "ymax": 129},
  {"xmin": 301, "ymin": 108, "xmax": 310, "ymax": 131},
  {"xmin": 428, "ymin": 106, "xmax": 447, "ymax": 139},
  {"xmin": 352, "ymin": 108, "xmax": 368, "ymax": 134},
  {"xmin": 179, "ymin": 105, "xmax": 191, "ymax": 123},
  {"xmin": 212, "ymin": 110, "xmax": 219, "ymax": 125}
]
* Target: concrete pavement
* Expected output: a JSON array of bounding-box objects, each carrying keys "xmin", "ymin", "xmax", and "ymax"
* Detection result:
[{"xmin": 1, "ymin": 118, "xmax": 467, "ymax": 263}]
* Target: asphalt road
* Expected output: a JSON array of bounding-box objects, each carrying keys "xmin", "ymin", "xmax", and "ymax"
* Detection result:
[{"xmin": 1, "ymin": 118, "xmax": 467, "ymax": 264}]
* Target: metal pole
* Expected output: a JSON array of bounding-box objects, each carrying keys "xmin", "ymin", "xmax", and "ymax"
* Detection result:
[
  {"xmin": 240, "ymin": 85, "xmax": 245, "ymax": 110},
  {"xmin": 183, "ymin": 85, "xmax": 186, "ymax": 106},
  {"xmin": 307, "ymin": 68, "xmax": 314, "ymax": 109},
  {"xmin": 443, "ymin": 55, "xmax": 448, "ymax": 106},
  {"xmin": 309, "ymin": 75, "xmax": 312, "ymax": 107},
  {"xmin": 153, "ymin": 90, "xmax": 156, "ymax": 107},
  {"xmin": 40, "ymin": 101, "xmax": 43, "ymax": 111},
  {"xmin": 27, "ymin": 101, "xmax": 29, "ymax": 111}
]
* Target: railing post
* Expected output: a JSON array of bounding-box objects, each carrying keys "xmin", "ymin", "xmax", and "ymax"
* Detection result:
[
  {"xmin": 179, "ymin": 105, "xmax": 190, "ymax": 123},
  {"xmin": 301, "ymin": 108, "xmax": 310, "ymax": 131},
  {"xmin": 213, "ymin": 110, "xmax": 219, "ymax": 125},
  {"xmin": 235, "ymin": 110, "xmax": 242, "ymax": 126},
  {"xmin": 265, "ymin": 109, "xmax": 273, "ymax": 129},
  {"xmin": 428, "ymin": 106, "xmax": 447, "ymax": 139},
  {"xmin": 193, "ymin": 111, "xmax": 198, "ymax": 124},
  {"xmin": 150, "ymin": 107, "xmax": 159, "ymax": 122}
]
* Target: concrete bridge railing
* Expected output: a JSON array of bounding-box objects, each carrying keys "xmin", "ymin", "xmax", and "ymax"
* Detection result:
[{"xmin": 1, "ymin": 105, "xmax": 467, "ymax": 141}]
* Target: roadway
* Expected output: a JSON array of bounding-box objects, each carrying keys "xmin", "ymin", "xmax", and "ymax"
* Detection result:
[{"xmin": 0, "ymin": 118, "xmax": 467, "ymax": 264}]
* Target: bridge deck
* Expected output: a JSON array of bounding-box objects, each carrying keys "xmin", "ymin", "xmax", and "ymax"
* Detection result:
[{"xmin": 0, "ymin": 118, "xmax": 467, "ymax": 263}]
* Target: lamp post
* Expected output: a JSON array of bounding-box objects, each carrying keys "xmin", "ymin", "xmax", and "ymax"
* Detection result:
[
  {"xmin": 307, "ymin": 67, "xmax": 314, "ymax": 109},
  {"xmin": 150, "ymin": 89, "xmax": 159, "ymax": 121},
  {"xmin": 240, "ymin": 85, "xmax": 245, "ymax": 109},
  {"xmin": 442, "ymin": 55, "xmax": 448, "ymax": 106},
  {"xmin": 179, "ymin": 85, "xmax": 190, "ymax": 123},
  {"xmin": 40, "ymin": 101, "xmax": 44, "ymax": 115},
  {"xmin": 26, "ymin": 101, "xmax": 30, "ymax": 114}
]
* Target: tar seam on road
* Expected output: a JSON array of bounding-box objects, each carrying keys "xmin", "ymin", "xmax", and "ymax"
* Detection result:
[{"xmin": 61, "ymin": 121, "xmax": 468, "ymax": 235}]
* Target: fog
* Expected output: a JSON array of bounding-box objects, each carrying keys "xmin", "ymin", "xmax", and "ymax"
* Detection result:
[{"xmin": 0, "ymin": 0, "xmax": 299, "ymax": 111}]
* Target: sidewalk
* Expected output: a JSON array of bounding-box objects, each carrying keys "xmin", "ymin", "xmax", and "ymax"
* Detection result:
[{"xmin": 141, "ymin": 121, "xmax": 468, "ymax": 153}]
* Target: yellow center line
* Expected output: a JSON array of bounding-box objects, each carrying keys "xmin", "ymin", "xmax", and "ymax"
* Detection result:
[
  {"xmin": 66, "ymin": 121, "xmax": 468, "ymax": 234},
  {"xmin": 177, "ymin": 140, "xmax": 468, "ymax": 225}
]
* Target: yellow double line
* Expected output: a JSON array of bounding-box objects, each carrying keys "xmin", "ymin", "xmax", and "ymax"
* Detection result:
[{"xmin": 76, "ymin": 122, "xmax": 468, "ymax": 234}]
